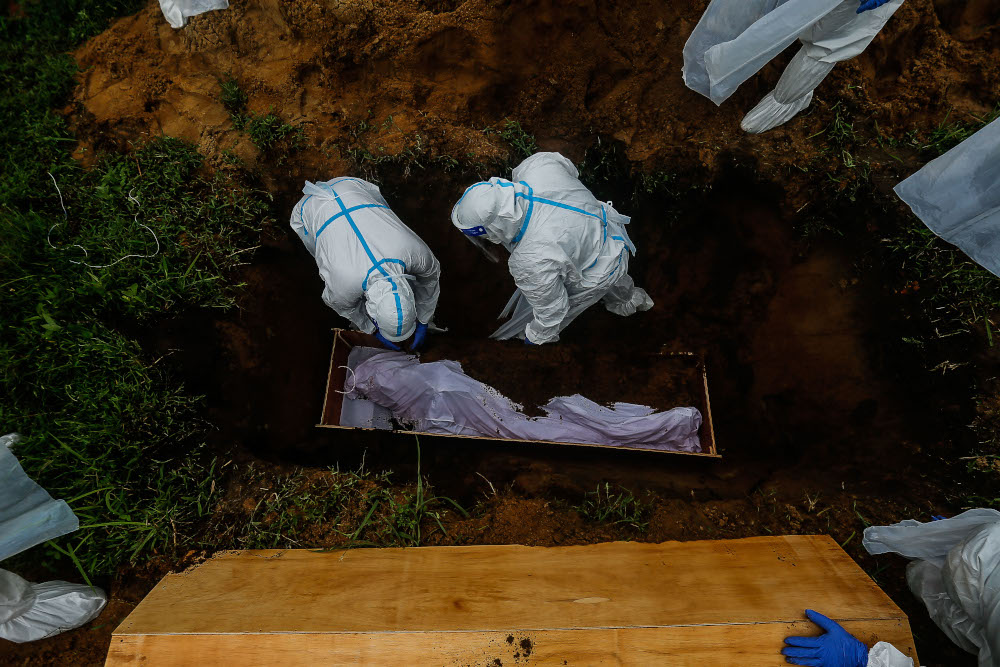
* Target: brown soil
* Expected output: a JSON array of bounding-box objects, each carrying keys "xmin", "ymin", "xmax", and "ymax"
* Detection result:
[
  {"xmin": 420, "ymin": 338, "xmax": 702, "ymax": 417},
  {"xmin": 5, "ymin": 0, "xmax": 999, "ymax": 665},
  {"xmin": 69, "ymin": 0, "xmax": 999, "ymax": 208}
]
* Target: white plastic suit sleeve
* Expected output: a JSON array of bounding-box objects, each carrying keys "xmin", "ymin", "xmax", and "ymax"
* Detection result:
[
  {"xmin": 0, "ymin": 570, "xmax": 106, "ymax": 643},
  {"xmin": 863, "ymin": 511, "xmax": 1000, "ymax": 665},
  {"xmin": 894, "ymin": 117, "xmax": 1000, "ymax": 278},
  {"xmin": 682, "ymin": 0, "xmax": 843, "ymax": 104},
  {"xmin": 157, "ymin": 0, "xmax": 228, "ymax": 29},
  {"xmin": 1, "ymin": 439, "xmax": 80, "ymax": 562},
  {"xmin": 863, "ymin": 509, "xmax": 1000, "ymax": 563},
  {"xmin": 800, "ymin": 0, "xmax": 905, "ymax": 63},
  {"xmin": 867, "ymin": 642, "xmax": 915, "ymax": 667},
  {"xmin": 683, "ymin": 0, "xmax": 902, "ymax": 105}
]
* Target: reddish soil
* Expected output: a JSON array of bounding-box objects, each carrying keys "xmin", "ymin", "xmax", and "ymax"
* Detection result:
[
  {"xmin": 420, "ymin": 338, "xmax": 703, "ymax": 417},
  {"xmin": 4, "ymin": 0, "xmax": 999, "ymax": 665},
  {"xmin": 69, "ymin": 0, "xmax": 999, "ymax": 208}
]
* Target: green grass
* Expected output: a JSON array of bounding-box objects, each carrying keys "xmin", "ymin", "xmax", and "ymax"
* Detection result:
[
  {"xmin": 219, "ymin": 75, "xmax": 248, "ymax": 115},
  {"xmin": 907, "ymin": 105, "xmax": 1000, "ymax": 158},
  {"xmin": 232, "ymin": 110, "xmax": 304, "ymax": 154},
  {"xmin": 219, "ymin": 78, "xmax": 304, "ymax": 156},
  {"xmin": 0, "ymin": 139, "xmax": 269, "ymax": 575},
  {"xmin": 0, "ymin": 1, "xmax": 274, "ymax": 577},
  {"xmin": 574, "ymin": 482, "xmax": 651, "ymax": 532},
  {"xmin": 214, "ymin": 439, "xmax": 468, "ymax": 550}
]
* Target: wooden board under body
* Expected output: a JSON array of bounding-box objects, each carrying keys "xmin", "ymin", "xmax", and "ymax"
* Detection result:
[
  {"xmin": 106, "ymin": 537, "xmax": 917, "ymax": 665},
  {"xmin": 318, "ymin": 328, "xmax": 720, "ymax": 458}
]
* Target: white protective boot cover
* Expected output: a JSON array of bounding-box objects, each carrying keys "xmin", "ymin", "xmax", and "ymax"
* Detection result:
[{"xmin": 0, "ymin": 570, "xmax": 106, "ymax": 643}]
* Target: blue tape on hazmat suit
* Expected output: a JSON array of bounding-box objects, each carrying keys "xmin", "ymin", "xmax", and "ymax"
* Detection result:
[
  {"xmin": 290, "ymin": 178, "xmax": 441, "ymax": 342},
  {"xmin": 894, "ymin": 117, "xmax": 1000, "ymax": 279},
  {"xmin": 451, "ymin": 152, "xmax": 652, "ymax": 345}
]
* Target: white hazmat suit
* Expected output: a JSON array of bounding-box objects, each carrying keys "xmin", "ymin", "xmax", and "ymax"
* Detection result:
[
  {"xmin": 290, "ymin": 178, "xmax": 441, "ymax": 342},
  {"xmin": 451, "ymin": 152, "xmax": 653, "ymax": 345},
  {"xmin": 864, "ymin": 509, "xmax": 1000, "ymax": 667},
  {"xmin": 683, "ymin": 0, "xmax": 905, "ymax": 133}
]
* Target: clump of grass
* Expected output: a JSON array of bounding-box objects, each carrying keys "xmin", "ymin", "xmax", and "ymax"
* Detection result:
[
  {"xmin": 574, "ymin": 483, "xmax": 651, "ymax": 532},
  {"xmin": 882, "ymin": 220, "xmax": 1000, "ymax": 338},
  {"xmin": 218, "ymin": 439, "xmax": 468, "ymax": 550},
  {"xmin": 233, "ymin": 110, "xmax": 304, "ymax": 153},
  {"xmin": 219, "ymin": 78, "xmax": 303, "ymax": 156},
  {"xmin": 495, "ymin": 119, "xmax": 538, "ymax": 161},
  {"xmin": 911, "ymin": 105, "xmax": 1000, "ymax": 158},
  {"xmin": 219, "ymin": 75, "xmax": 248, "ymax": 115}
]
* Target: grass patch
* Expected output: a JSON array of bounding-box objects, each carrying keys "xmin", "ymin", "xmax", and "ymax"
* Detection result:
[
  {"xmin": 1, "ymin": 138, "xmax": 268, "ymax": 575},
  {"xmin": 233, "ymin": 110, "xmax": 304, "ymax": 154},
  {"xmin": 214, "ymin": 440, "xmax": 469, "ymax": 550},
  {"xmin": 219, "ymin": 75, "xmax": 248, "ymax": 115},
  {"xmin": 219, "ymin": 77, "xmax": 304, "ymax": 157},
  {"xmin": 574, "ymin": 483, "xmax": 651, "ymax": 532}
]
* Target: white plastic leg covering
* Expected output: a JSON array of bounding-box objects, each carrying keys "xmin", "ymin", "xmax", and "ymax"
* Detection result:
[{"xmin": 741, "ymin": 47, "xmax": 836, "ymax": 134}]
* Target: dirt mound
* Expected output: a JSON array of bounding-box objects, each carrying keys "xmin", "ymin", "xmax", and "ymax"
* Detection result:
[{"xmin": 71, "ymin": 0, "xmax": 999, "ymax": 198}]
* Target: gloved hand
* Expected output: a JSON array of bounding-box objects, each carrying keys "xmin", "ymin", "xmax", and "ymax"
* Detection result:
[
  {"xmin": 409, "ymin": 322, "xmax": 428, "ymax": 351},
  {"xmin": 524, "ymin": 337, "xmax": 537, "ymax": 345},
  {"xmin": 857, "ymin": 0, "xmax": 891, "ymax": 13},
  {"xmin": 373, "ymin": 328, "xmax": 401, "ymax": 351},
  {"xmin": 782, "ymin": 609, "xmax": 869, "ymax": 667}
]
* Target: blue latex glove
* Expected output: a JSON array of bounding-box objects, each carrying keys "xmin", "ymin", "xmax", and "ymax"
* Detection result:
[
  {"xmin": 782, "ymin": 609, "xmax": 869, "ymax": 667},
  {"xmin": 409, "ymin": 322, "xmax": 428, "ymax": 351},
  {"xmin": 857, "ymin": 0, "xmax": 891, "ymax": 13},
  {"xmin": 524, "ymin": 337, "xmax": 537, "ymax": 345},
  {"xmin": 373, "ymin": 328, "xmax": 401, "ymax": 351},
  {"xmin": 932, "ymin": 514, "xmax": 947, "ymax": 521}
]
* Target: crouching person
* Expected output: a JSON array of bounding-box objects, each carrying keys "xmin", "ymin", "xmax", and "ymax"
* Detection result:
[{"xmin": 291, "ymin": 177, "xmax": 441, "ymax": 351}]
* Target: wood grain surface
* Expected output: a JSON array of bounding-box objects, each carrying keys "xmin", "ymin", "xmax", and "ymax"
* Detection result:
[{"xmin": 106, "ymin": 537, "xmax": 917, "ymax": 666}]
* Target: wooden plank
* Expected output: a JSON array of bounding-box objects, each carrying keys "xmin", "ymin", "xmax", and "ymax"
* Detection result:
[
  {"xmin": 106, "ymin": 619, "xmax": 917, "ymax": 666},
  {"xmin": 318, "ymin": 329, "xmax": 721, "ymax": 457},
  {"xmin": 114, "ymin": 538, "xmax": 901, "ymax": 634}
]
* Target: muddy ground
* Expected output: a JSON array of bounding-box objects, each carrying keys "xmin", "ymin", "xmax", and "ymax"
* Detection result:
[{"xmin": 3, "ymin": 0, "xmax": 1000, "ymax": 664}]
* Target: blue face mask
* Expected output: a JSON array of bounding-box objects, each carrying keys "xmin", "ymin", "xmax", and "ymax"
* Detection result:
[{"xmin": 461, "ymin": 225, "xmax": 487, "ymax": 237}]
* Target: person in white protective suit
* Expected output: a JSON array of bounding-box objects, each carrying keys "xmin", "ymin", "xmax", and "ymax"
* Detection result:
[
  {"xmin": 683, "ymin": 0, "xmax": 904, "ymax": 134},
  {"xmin": 450, "ymin": 152, "xmax": 653, "ymax": 345},
  {"xmin": 779, "ymin": 509, "xmax": 1000, "ymax": 666},
  {"xmin": 863, "ymin": 509, "xmax": 1000, "ymax": 667},
  {"xmin": 290, "ymin": 177, "xmax": 441, "ymax": 351}
]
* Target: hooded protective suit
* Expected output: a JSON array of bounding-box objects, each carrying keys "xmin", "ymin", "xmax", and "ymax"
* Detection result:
[
  {"xmin": 290, "ymin": 178, "xmax": 441, "ymax": 341},
  {"xmin": 451, "ymin": 152, "xmax": 652, "ymax": 345}
]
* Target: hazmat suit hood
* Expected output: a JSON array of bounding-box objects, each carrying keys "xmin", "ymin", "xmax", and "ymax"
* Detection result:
[
  {"xmin": 451, "ymin": 178, "xmax": 533, "ymax": 250},
  {"xmin": 364, "ymin": 274, "xmax": 417, "ymax": 342}
]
